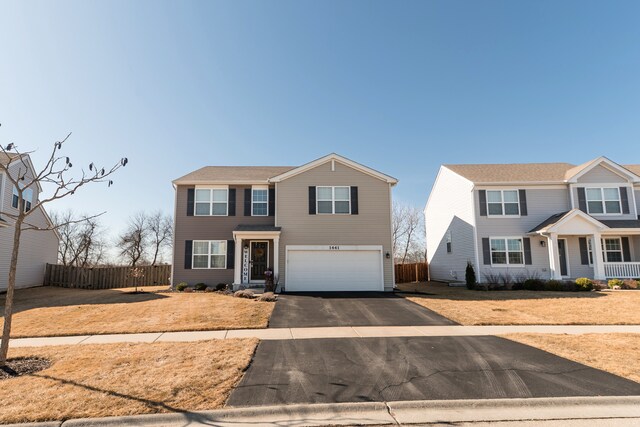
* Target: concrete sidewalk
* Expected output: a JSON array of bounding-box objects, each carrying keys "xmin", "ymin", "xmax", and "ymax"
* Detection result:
[
  {"xmin": 5, "ymin": 324, "xmax": 640, "ymax": 347},
  {"xmin": 5, "ymin": 396, "xmax": 640, "ymax": 427}
]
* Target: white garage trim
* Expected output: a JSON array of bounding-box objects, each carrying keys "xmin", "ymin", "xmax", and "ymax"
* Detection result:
[{"xmin": 285, "ymin": 245, "xmax": 384, "ymax": 292}]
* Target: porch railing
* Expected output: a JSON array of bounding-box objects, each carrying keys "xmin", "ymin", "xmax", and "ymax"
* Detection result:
[{"xmin": 604, "ymin": 262, "xmax": 640, "ymax": 279}]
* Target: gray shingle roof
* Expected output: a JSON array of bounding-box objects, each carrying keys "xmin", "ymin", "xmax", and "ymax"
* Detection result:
[
  {"xmin": 528, "ymin": 211, "xmax": 572, "ymax": 233},
  {"xmin": 173, "ymin": 166, "xmax": 295, "ymax": 184},
  {"xmin": 234, "ymin": 224, "xmax": 282, "ymax": 232},
  {"xmin": 600, "ymin": 218, "xmax": 640, "ymax": 229}
]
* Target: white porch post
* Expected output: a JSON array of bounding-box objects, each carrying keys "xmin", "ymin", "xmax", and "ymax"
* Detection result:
[
  {"xmin": 547, "ymin": 233, "xmax": 562, "ymax": 280},
  {"xmin": 273, "ymin": 236, "xmax": 280, "ymax": 279},
  {"xmin": 592, "ymin": 233, "xmax": 606, "ymax": 280},
  {"xmin": 234, "ymin": 237, "xmax": 243, "ymax": 285}
]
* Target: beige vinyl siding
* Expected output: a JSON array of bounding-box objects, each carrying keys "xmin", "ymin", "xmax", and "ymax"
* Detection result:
[
  {"xmin": 635, "ymin": 188, "xmax": 640, "ymax": 216},
  {"xmin": 632, "ymin": 236, "xmax": 640, "ymax": 262},
  {"xmin": 424, "ymin": 167, "xmax": 476, "ymax": 282},
  {"xmin": 0, "ymin": 160, "xmax": 59, "ymax": 290},
  {"xmin": 564, "ymin": 236, "xmax": 593, "ymax": 279},
  {"xmin": 172, "ymin": 184, "xmax": 275, "ymax": 286},
  {"xmin": 275, "ymin": 160, "xmax": 394, "ymax": 290},
  {"xmin": 474, "ymin": 188, "xmax": 570, "ymax": 282},
  {"xmin": 576, "ymin": 164, "xmax": 628, "ymax": 183},
  {"xmin": 571, "ymin": 185, "xmax": 638, "ymax": 221}
]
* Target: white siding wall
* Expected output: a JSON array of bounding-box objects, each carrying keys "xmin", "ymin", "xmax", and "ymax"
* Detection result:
[
  {"xmin": 424, "ymin": 167, "xmax": 476, "ymax": 282},
  {"xmin": 571, "ymin": 165, "xmax": 637, "ymax": 220},
  {"xmin": 570, "ymin": 186, "xmax": 637, "ymax": 221},
  {"xmin": 635, "ymin": 188, "xmax": 640, "ymax": 216},
  {"xmin": 474, "ymin": 188, "xmax": 571, "ymax": 282},
  {"xmin": 576, "ymin": 164, "xmax": 628, "ymax": 183},
  {"xmin": 564, "ymin": 236, "xmax": 594, "ymax": 279},
  {"xmin": 0, "ymin": 159, "xmax": 59, "ymax": 291}
]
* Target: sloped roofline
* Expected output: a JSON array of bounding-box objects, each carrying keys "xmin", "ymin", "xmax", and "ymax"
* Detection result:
[
  {"xmin": 6, "ymin": 153, "xmax": 44, "ymax": 192},
  {"xmin": 565, "ymin": 156, "xmax": 640, "ymax": 183},
  {"xmin": 529, "ymin": 208, "xmax": 607, "ymax": 234},
  {"xmin": 268, "ymin": 153, "xmax": 398, "ymax": 185}
]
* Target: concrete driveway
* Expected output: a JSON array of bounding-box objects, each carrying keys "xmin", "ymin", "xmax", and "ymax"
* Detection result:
[
  {"xmin": 227, "ymin": 335, "xmax": 640, "ymax": 407},
  {"xmin": 268, "ymin": 292, "xmax": 456, "ymax": 328}
]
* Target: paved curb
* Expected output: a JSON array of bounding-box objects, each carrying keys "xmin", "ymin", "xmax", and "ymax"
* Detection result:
[{"xmin": 7, "ymin": 396, "xmax": 640, "ymax": 427}]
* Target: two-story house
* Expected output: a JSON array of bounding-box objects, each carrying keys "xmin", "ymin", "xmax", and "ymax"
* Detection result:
[
  {"xmin": 1, "ymin": 153, "xmax": 59, "ymax": 291},
  {"xmin": 172, "ymin": 153, "xmax": 397, "ymax": 292},
  {"xmin": 425, "ymin": 156, "xmax": 640, "ymax": 283}
]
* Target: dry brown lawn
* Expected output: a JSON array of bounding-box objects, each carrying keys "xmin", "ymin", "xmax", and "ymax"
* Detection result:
[
  {"xmin": 504, "ymin": 333, "xmax": 640, "ymax": 383},
  {"xmin": 398, "ymin": 282, "xmax": 640, "ymax": 325},
  {"xmin": 0, "ymin": 339, "xmax": 257, "ymax": 424},
  {"xmin": 0, "ymin": 286, "xmax": 274, "ymax": 338}
]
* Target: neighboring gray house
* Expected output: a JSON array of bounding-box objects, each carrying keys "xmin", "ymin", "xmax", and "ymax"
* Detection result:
[
  {"xmin": 0, "ymin": 153, "xmax": 59, "ymax": 291},
  {"xmin": 425, "ymin": 156, "xmax": 640, "ymax": 283},
  {"xmin": 172, "ymin": 153, "xmax": 398, "ymax": 292}
]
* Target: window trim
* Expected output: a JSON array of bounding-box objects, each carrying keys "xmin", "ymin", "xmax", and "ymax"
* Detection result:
[
  {"xmin": 588, "ymin": 237, "xmax": 624, "ymax": 264},
  {"xmin": 446, "ymin": 230, "xmax": 452, "ymax": 254},
  {"xmin": 192, "ymin": 240, "xmax": 227, "ymax": 269},
  {"xmin": 316, "ymin": 186, "xmax": 351, "ymax": 215},
  {"xmin": 251, "ymin": 185, "xmax": 269, "ymax": 217},
  {"xmin": 585, "ymin": 187, "xmax": 622, "ymax": 216},
  {"xmin": 12, "ymin": 184, "xmax": 33, "ymax": 212},
  {"xmin": 486, "ymin": 190, "xmax": 520, "ymax": 217},
  {"xmin": 194, "ymin": 186, "xmax": 229, "ymax": 217},
  {"xmin": 489, "ymin": 236, "xmax": 525, "ymax": 267}
]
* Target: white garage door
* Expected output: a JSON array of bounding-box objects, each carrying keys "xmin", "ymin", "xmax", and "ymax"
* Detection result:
[{"xmin": 286, "ymin": 247, "xmax": 383, "ymax": 292}]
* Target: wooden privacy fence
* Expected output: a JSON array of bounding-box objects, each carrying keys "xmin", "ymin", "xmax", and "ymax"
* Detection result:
[
  {"xmin": 394, "ymin": 262, "xmax": 429, "ymax": 283},
  {"xmin": 44, "ymin": 264, "xmax": 172, "ymax": 289}
]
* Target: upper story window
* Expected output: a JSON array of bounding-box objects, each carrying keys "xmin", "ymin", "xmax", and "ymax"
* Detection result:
[
  {"xmin": 446, "ymin": 230, "xmax": 452, "ymax": 253},
  {"xmin": 490, "ymin": 237, "xmax": 524, "ymax": 265},
  {"xmin": 487, "ymin": 190, "xmax": 519, "ymax": 216},
  {"xmin": 586, "ymin": 188, "xmax": 621, "ymax": 214},
  {"xmin": 317, "ymin": 186, "xmax": 350, "ymax": 214},
  {"xmin": 192, "ymin": 240, "xmax": 227, "ymax": 269},
  {"xmin": 12, "ymin": 185, "xmax": 33, "ymax": 212},
  {"xmin": 195, "ymin": 188, "xmax": 228, "ymax": 216},
  {"xmin": 252, "ymin": 186, "xmax": 268, "ymax": 216}
]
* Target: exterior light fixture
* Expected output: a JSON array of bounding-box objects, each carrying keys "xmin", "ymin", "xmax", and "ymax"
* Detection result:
[
  {"xmin": 540, "ymin": 240, "xmax": 546, "ymax": 248},
  {"xmin": 385, "ymin": 252, "xmax": 391, "ymax": 259}
]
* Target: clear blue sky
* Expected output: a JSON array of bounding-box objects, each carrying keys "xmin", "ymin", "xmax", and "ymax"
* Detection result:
[{"xmin": 2, "ymin": 0, "xmax": 640, "ymax": 241}]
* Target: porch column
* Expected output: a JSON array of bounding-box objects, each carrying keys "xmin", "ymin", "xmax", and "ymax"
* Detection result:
[
  {"xmin": 592, "ymin": 233, "xmax": 606, "ymax": 280},
  {"xmin": 547, "ymin": 233, "xmax": 562, "ymax": 280},
  {"xmin": 234, "ymin": 237, "xmax": 243, "ymax": 285},
  {"xmin": 273, "ymin": 236, "xmax": 280, "ymax": 280}
]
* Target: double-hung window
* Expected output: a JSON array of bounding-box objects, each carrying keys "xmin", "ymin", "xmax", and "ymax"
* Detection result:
[
  {"xmin": 446, "ymin": 230, "xmax": 452, "ymax": 253},
  {"xmin": 487, "ymin": 190, "xmax": 519, "ymax": 216},
  {"xmin": 12, "ymin": 185, "xmax": 32, "ymax": 212},
  {"xmin": 588, "ymin": 237, "xmax": 623, "ymax": 263},
  {"xmin": 192, "ymin": 240, "xmax": 227, "ymax": 269},
  {"xmin": 195, "ymin": 188, "xmax": 228, "ymax": 216},
  {"xmin": 252, "ymin": 186, "xmax": 268, "ymax": 216},
  {"xmin": 317, "ymin": 186, "xmax": 350, "ymax": 214},
  {"xmin": 490, "ymin": 237, "xmax": 524, "ymax": 265},
  {"xmin": 586, "ymin": 188, "xmax": 621, "ymax": 214}
]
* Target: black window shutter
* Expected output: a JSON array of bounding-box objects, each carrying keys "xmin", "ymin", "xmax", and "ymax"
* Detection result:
[
  {"xmin": 523, "ymin": 238, "xmax": 532, "ymax": 265},
  {"xmin": 350, "ymin": 186, "xmax": 359, "ymax": 215},
  {"xmin": 187, "ymin": 188, "xmax": 195, "ymax": 216},
  {"xmin": 577, "ymin": 187, "xmax": 587, "ymax": 212},
  {"xmin": 268, "ymin": 188, "xmax": 275, "ymax": 217},
  {"xmin": 579, "ymin": 237, "xmax": 589, "ymax": 265},
  {"xmin": 479, "ymin": 190, "xmax": 487, "ymax": 216},
  {"xmin": 244, "ymin": 189, "xmax": 251, "ymax": 216},
  {"xmin": 482, "ymin": 238, "xmax": 491, "ymax": 265},
  {"xmin": 519, "ymin": 190, "xmax": 528, "ymax": 216},
  {"xmin": 227, "ymin": 240, "xmax": 235, "ymax": 269},
  {"xmin": 308, "ymin": 186, "xmax": 316, "ymax": 215},
  {"xmin": 228, "ymin": 188, "xmax": 236, "ymax": 216},
  {"xmin": 184, "ymin": 240, "xmax": 193, "ymax": 269},
  {"xmin": 622, "ymin": 237, "xmax": 631, "ymax": 262},
  {"xmin": 620, "ymin": 187, "xmax": 630, "ymax": 214}
]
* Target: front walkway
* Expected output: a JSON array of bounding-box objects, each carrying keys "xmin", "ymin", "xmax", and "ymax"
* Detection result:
[{"xmin": 6, "ymin": 324, "xmax": 640, "ymax": 348}]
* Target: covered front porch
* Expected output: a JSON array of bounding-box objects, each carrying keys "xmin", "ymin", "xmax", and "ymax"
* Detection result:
[
  {"xmin": 530, "ymin": 210, "xmax": 640, "ymax": 280},
  {"xmin": 232, "ymin": 225, "xmax": 281, "ymax": 289}
]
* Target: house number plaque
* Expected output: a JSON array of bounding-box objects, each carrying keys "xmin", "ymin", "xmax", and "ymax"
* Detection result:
[{"xmin": 329, "ymin": 245, "xmax": 340, "ymax": 250}]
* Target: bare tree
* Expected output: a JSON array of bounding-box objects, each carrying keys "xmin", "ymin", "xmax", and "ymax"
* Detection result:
[
  {"xmin": 392, "ymin": 202, "xmax": 425, "ymax": 264},
  {"xmin": 0, "ymin": 129, "xmax": 127, "ymax": 368},
  {"xmin": 117, "ymin": 212, "xmax": 148, "ymax": 266},
  {"xmin": 52, "ymin": 210, "xmax": 107, "ymax": 267},
  {"xmin": 147, "ymin": 211, "xmax": 172, "ymax": 265}
]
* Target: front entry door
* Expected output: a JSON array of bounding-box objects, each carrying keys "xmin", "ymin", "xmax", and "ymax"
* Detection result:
[
  {"xmin": 250, "ymin": 241, "xmax": 269, "ymax": 281},
  {"xmin": 558, "ymin": 239, "xmax": 568, "ymax": 277}
]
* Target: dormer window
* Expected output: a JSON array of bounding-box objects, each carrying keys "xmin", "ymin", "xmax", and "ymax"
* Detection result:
[
  {"xmin": 486, "ymin": 190, "xmax": 519, "ymax": 216},
  {"xmin": 586, "ymin": 188, "xmax": 621, "ymax": 214}
]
